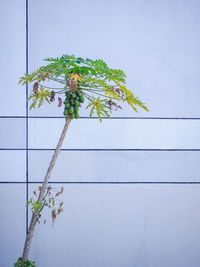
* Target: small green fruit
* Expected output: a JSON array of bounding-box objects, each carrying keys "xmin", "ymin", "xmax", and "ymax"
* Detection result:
[
  {"xmin": 77, "ymin": 91, "xmax": 83, "ymax": 97},
  {"xmin": 75, "ymin": 113, "xmax": 79, "ymax": 119},
  {"xmin": 79, "ymin": 96, "xmax": 84, "ymax": 103},
  {"xmin": 70, "ymin": 113, "xmax": 75, "ymax": 119},
  {"xmin": 65, "ymin": 103, "xmax": 70, "ymax": 108},
  {"xmin": 74, "ymin": 100, "xmax": 79, "ymax": 107},
  {"xmin": 71, "ymin": 93, "xmax": 76, "ymax": 98},
  {"xmin": 69, "ymin": 106, "xmax": 74, "ymax": 113},
  {"xmin": 64, "ymin": 99, "xmax": 69, "ymax": 105},
  {"xmin": 68, "ymin": 91, "xmax": 73, "ymax": 98},
  {"xmin": 65, "ymin": 91, "xmax": 70, "ymax": 96},
  {"xmin": 64, "ymin": 110, "xmax": 69, "ymax": 116}
]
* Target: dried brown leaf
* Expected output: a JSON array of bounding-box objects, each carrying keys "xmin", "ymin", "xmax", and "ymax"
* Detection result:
[
  {"xmin": 33, "ymin": 82, "xmax": 39, "ymax": 95},
  {"xmin": 58, "ymin": 97, "xmax": 62, "ymax": 107},
  {"xmin": 50, "ymin": 91, "xmax": 55, "ymax": 102},
  {"xmin": 51, "ymin": 209, "xmax": 56, "ymax": 224}
]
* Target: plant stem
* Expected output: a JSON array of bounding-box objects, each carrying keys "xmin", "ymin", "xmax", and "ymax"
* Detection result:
[
  {"xmin": 50, "ymin": 77, "xmax": 66, "ymax": 84},
  {"xmin": 81, "ymin": 88, "xmax": 119, "ymax": 100},
  {"xmin": 38, "ymin": 84, "xmax": 65, "ymax": 90},
  {"xmin": 21, "ymin": 116, "xmax": 71, "ymax": 266}
]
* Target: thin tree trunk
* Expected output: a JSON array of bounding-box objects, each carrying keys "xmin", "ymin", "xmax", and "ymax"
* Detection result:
[{"xmin": 21, "ymin": 116, "xmax": 71, "ymax": 265}]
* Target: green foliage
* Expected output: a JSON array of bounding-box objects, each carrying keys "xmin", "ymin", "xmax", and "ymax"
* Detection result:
[
  {"xmin": 14, "ymin": 257, "xmax": 36, "ymax": 267},
  {"xmin": 27, "ymin": 198, "xmax": 43, "ymax": 214},
  {"xmin": 27, "ymin": 186, "xmax": 64, "ymax": 225},
  {"xmin": 19, "ymin": 54, "xmax": 149, "ymax": 121},
  {"xmin": 86, "ymin": 97, "xmax": 111, "ymax": 122},
  {"xmin": 28, "ymin": 86, "xmax": 50, "ymax": 110}
]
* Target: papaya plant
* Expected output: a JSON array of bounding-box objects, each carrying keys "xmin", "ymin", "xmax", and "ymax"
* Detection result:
[{"xmin": 16, "ymin": 54, "xmax": 149, "ymax": 266}]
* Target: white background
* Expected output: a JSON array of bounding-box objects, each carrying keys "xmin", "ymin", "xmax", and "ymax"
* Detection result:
[{"xmin": 0, "ymin": 0, "xmax": 200, "ymax": 266}]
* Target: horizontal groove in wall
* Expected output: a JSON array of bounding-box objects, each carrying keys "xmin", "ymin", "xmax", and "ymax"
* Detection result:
[
  {"xmin": 1, "ymin": 181, "xmax": 200, "ymax": 184},
  {"xmin": 1, "ymin": 148, "xmax": 200, "ymax": 151},
  {"xmin": 1, "ymin": 116, "xmax": 200, "ymax": 120}
]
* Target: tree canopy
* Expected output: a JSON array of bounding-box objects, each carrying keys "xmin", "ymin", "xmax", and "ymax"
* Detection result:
[{"xmin": 19, "ymin": 54, "xmax": 149, "ymax": 121}]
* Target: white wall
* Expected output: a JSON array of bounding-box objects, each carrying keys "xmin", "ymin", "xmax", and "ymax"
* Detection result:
[{"xmin": 1, "ymin": 0, "xmax": 200, "ymax": 266}]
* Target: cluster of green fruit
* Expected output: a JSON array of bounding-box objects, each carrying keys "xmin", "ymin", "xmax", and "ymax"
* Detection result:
[{"xmin": 63, "ymin": 90, "xmax": 84, "ymax": 119}]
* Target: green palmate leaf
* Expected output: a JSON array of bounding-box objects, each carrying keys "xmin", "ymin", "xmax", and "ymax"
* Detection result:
[
  {"xmin": 86, "ymin": 97, "xmax": 111, "ymax": 122},
  {"xmin": 28, "ymin": 86, "xmax": 50, "ymax": 110},
  {"xmin": 18, "ymin": 68, "xmax": 42, "ymax": 85}
]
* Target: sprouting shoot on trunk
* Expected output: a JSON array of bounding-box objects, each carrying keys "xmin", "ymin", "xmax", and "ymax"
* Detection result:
[{"xmin": 15, "ymin": 54, "xmax": 149, "ymax": 267}]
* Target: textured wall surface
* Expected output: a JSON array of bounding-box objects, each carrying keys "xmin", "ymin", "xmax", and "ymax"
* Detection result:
[{"xmin": 1, "ymin": 0, "xmax": 200, "ymax": 266}]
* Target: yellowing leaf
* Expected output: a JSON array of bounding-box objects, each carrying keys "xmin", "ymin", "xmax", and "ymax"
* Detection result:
[
  {"xmin": 105, "ymin": 89, "xmax": 120, "ymax": 101},
  {"xmin": 28, "ymin": 86, "xmax": 50, "ymax": 110},
  {"xmin": 70, "ymin": 73, "xmax": 82, "ymax": 82},
  {"xmin": 86, "ymin": 96, "xmax": 111, "ymax": 122},
  {"xmin": 113, "ymin": 80, "xmax": 135, "ymax": 97},
  {"xmin": 113, "ymin": 80, "xmax": 149, "ymax": 112}
]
